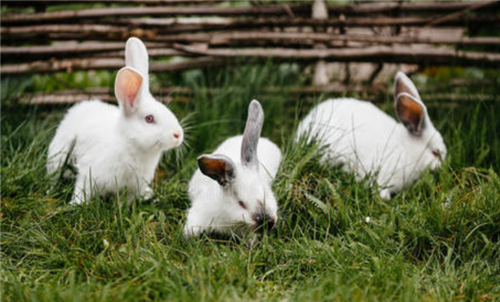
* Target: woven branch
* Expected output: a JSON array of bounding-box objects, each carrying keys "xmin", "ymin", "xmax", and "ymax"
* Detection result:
[
  {"xmin": 3, "ymin": 1, "xmax": 498, "ymax": 24},
  {"xmin": 3, "ymin": 46, "xmax": 500, "ymax": 75}
]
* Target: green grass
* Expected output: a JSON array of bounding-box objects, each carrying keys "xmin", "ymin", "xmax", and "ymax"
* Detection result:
[{"xmin": 1, "ymin": 64, "xmax": 500, "ymax": 302}]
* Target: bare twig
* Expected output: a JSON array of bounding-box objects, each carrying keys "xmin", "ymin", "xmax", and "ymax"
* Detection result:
[
  {"xmin": 422, "ymin": 0, "xmax": 499, "ymax": 28},
  {"xmin": 3, "ymin": 45, "xmax": 500, "ymax": 75},
  {"xmin": 0, "ymin": 56, "xmax": 227, "ymax": 75},
  {"xmin": 1, "ymin": 4, "xmax": 311, "ymax": 25},
  {"xmin": 1, "ymin": 0, "xmax": 225, "ymax": 6},
  {"xmin": 174, "ymin": 45, "xmax": 500, "ymax": 67},
  {"xmin": 3, "ymin": 16, "xmax": 497, "ymax": 43},
  {"xmin": 23, "ymin": 87, "xmax": 498, "ymax": 105},
  {"xmin": 1, "ymin": 43, "xmax": 183, "ymax": 60},
  {"xmin": 3, "ymin": 1, "xmax": 498, "ymax": 23}
]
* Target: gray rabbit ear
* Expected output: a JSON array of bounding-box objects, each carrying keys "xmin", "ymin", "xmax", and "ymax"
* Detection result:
[
  {"xmin": 241, "ymin": 100, "xmax": 264, "ymax": 169},
  {"xmin": 198, "ymin": 154, "xmax": 236, "ymax": 187},
  {"xmin": 394, "ymin": 72, "xmax": 427, "ymax": 136}
]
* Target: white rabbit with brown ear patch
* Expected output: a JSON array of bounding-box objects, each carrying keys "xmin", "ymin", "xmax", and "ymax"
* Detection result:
[
  {"xmin": 297, "ymin": 72, "xmax": 446, "ymax": 199},
  {"xmin": 47, "ymin": 37, "xmax": 183, "ymax": 204},
  {"xmin": 184, "ymin": 100, "xmax": 282, "ymax": 237}
]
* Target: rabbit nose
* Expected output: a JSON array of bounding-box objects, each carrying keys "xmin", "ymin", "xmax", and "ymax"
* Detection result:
[
  {"xmin": 253, "ymin": 212, "xmax": 276, "ymax": 232},
  {"xmin": 173, "ymin": 131, "xmax": 181, "ymax": 139}
]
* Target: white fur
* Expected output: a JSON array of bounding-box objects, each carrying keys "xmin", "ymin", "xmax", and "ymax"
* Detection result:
[
  {"xmin": 297, "ymin": 72, "xmax": 446, "ymax": 199},
  {"xmin": 47, "ymin": 38, "xmax": 183, "ymax": 204},
  {"xmin": 184, "ymin": 111, "xmax": 282, "ymax": 237}
]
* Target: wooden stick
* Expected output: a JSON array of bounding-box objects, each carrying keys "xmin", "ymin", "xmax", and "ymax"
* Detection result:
[
  {"xmin": 422, "ymin": 0, "xmax": 499, "ymax": 28},
  {"xmin": 1, "ymin": 0, "xmax": 225, "ymax": 6},
  {"xmin": 0, "ymin": 58, "xmax": 125, "ymax": 75},
  {"xmin": 0, "ymin": 4, "xmax": 311, "ymax": 25},
  {"xmin": 19, "ymin": 84, "xmax": 377, "ymax": 105},
  {"xmin": 3, "ymin": 45, "xmax": 500, "ymax": 75},
  {"xmin": 159, "ymin": 31, "xmax": 500, "ymax": 46},
  {"xmin": 4, "ymin": 33, "xmax": 499, "ymax": 61},
  {"xmin": 2, "ymin": 16, "xmax": 497, "ymax": 42},
  {"xmin": 4, "ymin": 2, "xmax": 500, "ymax": 26},
  {"xmin": 0, "ymin": 56, "xmax": 227, "ymax": 75},
  {"xmin": 173, "ymin": 44, "xmax": 500, "ymax": 67},
  {"xmin": 1, "ymin": 43, "xmax": 184, "ymax": 60},
  {"xmin": 130, "ymin": 15, "xmax": 500, "ymax": 28},
  {"xmin": 100, "ymin": 15, "xmax": 500, "ymax": 29},
  {"xmin": 23, "ymin": 88, "xmax": 498, "ymax": 105},
  {"xmin": 0, "ymin": 24, "xmax": 131, "ymax": 35},
  {"xmin": 330, "ymin": 1, "xmax": 500, "ymax": 15},
  {"xmin": 3, "ymin": 1, "xmax": 498, "ymax": 23}
]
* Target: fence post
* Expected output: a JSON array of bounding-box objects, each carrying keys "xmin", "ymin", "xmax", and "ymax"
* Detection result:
[{"xmin": 312, "ymin": 0, "xmax": 329, "ymax": 86}]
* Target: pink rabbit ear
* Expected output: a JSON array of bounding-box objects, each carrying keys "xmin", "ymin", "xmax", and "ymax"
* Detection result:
[{"xmin": 115, "ymin": 67, "xmax": 143, "ymax": 116}]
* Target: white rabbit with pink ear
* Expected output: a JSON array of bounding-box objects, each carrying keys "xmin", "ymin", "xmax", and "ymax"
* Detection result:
[
  {"xmin": 47, "ymin": 37, "xmax": 184, "ymax": 204},
  {"xmin": 184, "ymin": 100, "xmax": 282, "ymax": 237},
  {"xmin": 297, "ymin": 72, "xmax": 446, "ymax": 199}
]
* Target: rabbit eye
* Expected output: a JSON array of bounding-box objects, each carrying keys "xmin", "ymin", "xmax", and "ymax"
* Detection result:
[
  {"xmin": 238, "ymin": 200, "xmax": 247, "ymax": 210},
  {"xmin": 145, "ymin": 115, "xmax": 155, "ymax": 124}
]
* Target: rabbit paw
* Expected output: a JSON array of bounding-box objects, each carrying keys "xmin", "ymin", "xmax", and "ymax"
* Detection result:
[
  {"xmin": 379, "ymin": 189, "xmax": 392, "ymax": 200},
  {"xmin": 142, "ymin": 186, "xmax": 155, "ymax": 200}
]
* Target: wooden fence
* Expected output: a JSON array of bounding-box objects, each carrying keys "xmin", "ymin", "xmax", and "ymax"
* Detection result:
[{"xmin": 1, "ymin": 0, "xmax": 499, "ymax": 104}]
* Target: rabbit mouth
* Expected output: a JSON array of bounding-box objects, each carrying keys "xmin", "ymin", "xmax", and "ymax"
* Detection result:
[
  {"xmin": 429, "ymin": 160, "xmax": 443, "ymax": 172},
  {"xmin": 250, "ymin": 218, "xmax": 276, "ymax": 233},
  {"xmin": 159, "ymin": 137, "xmax": 182, "ymax": 150}
]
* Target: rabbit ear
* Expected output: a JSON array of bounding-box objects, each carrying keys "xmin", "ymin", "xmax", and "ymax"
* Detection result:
[
  {"xmin": 115, "ymin": 67, "xmax": 144, "ymax": 116},
  {"xmin": 395, "ymin": 94, "xmax": 426, "ymax": 136},
  {"xmin": 198, "ymin": 154, "xmax": 236, "ymax": 187},
  {"xmin": 125, "ymin": 37, "xmax": 149, "ymax": 90},
  {"xmin": 394, "ymin": 71, "xmax": 421, "ymax": 101},
  {"xmin": 241, "ymin": 100, "xmax": 264, "ymax": 169},
  {"xmin": 394, "ymin": 72, "xmax": 427, "ymax": 136}
]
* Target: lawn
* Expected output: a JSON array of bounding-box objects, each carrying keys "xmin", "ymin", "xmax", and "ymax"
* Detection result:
[{"xmin": 1, "ymin": 64, "xmax": 500, "ymax": 301}]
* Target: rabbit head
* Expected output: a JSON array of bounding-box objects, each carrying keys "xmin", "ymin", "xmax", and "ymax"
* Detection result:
[
  {"xmin": 394, "ymin": 72, "xmax": 447, "ymax": 171},
  {"xmin": 115, "ymin": 37, "xmax": 183, "ymax": 152},
  {"xmin": 197, "ymin": 100, "xmax": 278, "ymax": 232}
]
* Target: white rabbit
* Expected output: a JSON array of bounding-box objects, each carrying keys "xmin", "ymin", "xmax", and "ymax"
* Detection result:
[
  {"xmin": 184, "ymin": 100, "xmax": 282, "ymax": 237},
  {"xmin": 297, "ymin": 72, "xmax": 446, "ymax": 199},
  {"xmin": 47, "ymin": 37, "xmax": 184, "ymax": 204}
]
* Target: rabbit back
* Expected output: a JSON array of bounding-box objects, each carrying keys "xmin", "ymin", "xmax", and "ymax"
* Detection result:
[
  {"xmin": 297, "ymin": 98, "xmax": 416, "ymax": 193},
  {"xmin": 47, "ymin": 100, "xmax": 120, "ymax": 175},
  {"xmin": 298, "ymin": 98, "xmax": 399, "ymax": 161}
]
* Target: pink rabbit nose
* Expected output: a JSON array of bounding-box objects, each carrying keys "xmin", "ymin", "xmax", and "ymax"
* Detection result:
[{"xmin": 173, "ymin": 131, "xmax": 181, "ymax": 139}]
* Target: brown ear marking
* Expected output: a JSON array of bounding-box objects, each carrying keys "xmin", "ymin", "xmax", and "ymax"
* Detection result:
[
  {"xmin": 396, "ymin": 95, "xmax": 425, "ymax": 135},
  {"xmin": 198, "ymin": 155, "xmax": 235, "ymax": 186},
  {"xmin": 116, "ymin": 68, "xmax": 143, "ymax": 109}
]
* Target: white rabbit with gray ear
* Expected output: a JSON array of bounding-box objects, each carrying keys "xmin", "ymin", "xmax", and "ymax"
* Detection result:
[
  {"xmin": 296, "ymin": 72, "xmax": 446, "ymax": 199},
  {"xmin": 184, "ymin": 100, "xmax": 282, "ymax": 237},
  {"xmin": 47, "ymin": 37, "xmax": 184, "ymax": 204}
]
